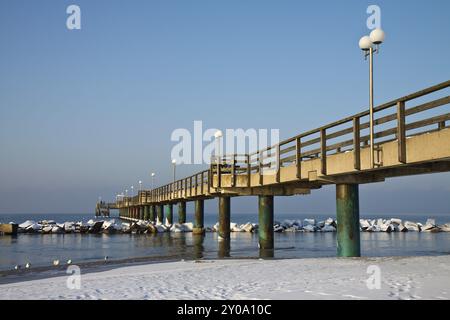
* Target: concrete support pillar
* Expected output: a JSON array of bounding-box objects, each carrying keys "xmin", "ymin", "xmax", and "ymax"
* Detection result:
[
  {"xmin": 336, "ymin": 184, "xmax": 361, "ymax": 257},
  {"xmin": 193, "ymin": 234, "xmax": 205, "ymax": 260},
  {"xmin": 139, "ymin": 206, "xmax": 144, "ymax": 220},
  {"xmin": 149, "ymin": 205, "xmax": 156, "ymax": 222},
  {"xmin": 193, "ymin": 199, "xmax": 204, "ymax": 234},
  {"xmin": 156, "ymin": 204, "xmax": 164, "ymax": 224},
  {"xmin": 165, "ymin": 204, "xmax": 173, "ymax": 225},
  {"xmin": 218, "ymin": 196, "xmax": 231, "ymax": 240},
  {"xmin": 144, "ymin": 206, "xmax": 149, "ymax": 220},
  {"xmin": 258, "ymin": 195, "xmax": 274, "ymax": 252},
  {"xmin": 178, "ymin": 201, "xmax": 186, "ymax": 224}
]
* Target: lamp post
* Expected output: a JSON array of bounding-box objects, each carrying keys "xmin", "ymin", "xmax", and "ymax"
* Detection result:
[
  {"xmin": 131, "ymin": 185, "xmax": 134, "ymax": 195},
  {"xmin": 214, "ymin": 130, "xmax": 223, "ymax": 187},
  {"xmin": 214, "ymin": 129, "xmax": 223, "ymax": 165},
  {"xmin": 171, "ymin": 159, "xmax": 177, "ymax": 182},
  {"xmin": 138, "ymin": 180, "xmax": 142, "ymax": 191},
  {"xmin": 359, "ymin": 28, "xmax": 385, "ymax": 168},
  {"xmin": 151, "ymin": 172, "xmax": 155, "ymax": 189}
]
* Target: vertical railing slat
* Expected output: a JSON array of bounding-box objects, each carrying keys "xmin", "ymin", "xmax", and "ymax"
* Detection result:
[
  {"xmin": 246, "ymin": 154, "xmax": 251, "ymax": 187},
  {"xmin": 296, "ymin": 137, "xmax": 301, "ymax": 179},
  {"xmin": 397, "ymin": 101, "xmax": 407, "ymax": 164},
  {"xmin": 320, "ymin": 129, "xmax": 327, "ymax": 175},
  {"xmin": 276, "ymin": 144, "xmax": 281, "ymax": 182},
  {"xmin": 353, "ymin": 117, "xmax": 361, "ymax": 170}
]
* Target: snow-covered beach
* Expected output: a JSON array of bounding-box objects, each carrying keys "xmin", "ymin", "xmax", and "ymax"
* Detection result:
[{"xmin": 1, "ymin": 255, "xmax": 449, "ymax": 300}]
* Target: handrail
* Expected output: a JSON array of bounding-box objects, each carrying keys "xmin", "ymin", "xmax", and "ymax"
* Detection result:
[{"xmin": 116, "ymin": 80, "xmax": 449, "ymax": 206}]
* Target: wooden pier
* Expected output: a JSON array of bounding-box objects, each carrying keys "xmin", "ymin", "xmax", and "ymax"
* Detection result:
[{"xmin": 111, "ymin": 80, "xmax": 450, "ymax": 257}]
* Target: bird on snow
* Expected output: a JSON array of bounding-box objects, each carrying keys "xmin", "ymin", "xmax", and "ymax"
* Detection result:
[
  {"xmin": 67, "ymin": 259, "xmax": 72, "ymax": 265},
  {"xmin": 14, "ymin": 265, "xmax": 20, "ymax": 270},
  {"xmin": 25, "ymin": 263, "xmax": 31, "ymax": 269},
  {"xmin": 53, "ymin": 259, "xmax": 60, "ymax": 266}
]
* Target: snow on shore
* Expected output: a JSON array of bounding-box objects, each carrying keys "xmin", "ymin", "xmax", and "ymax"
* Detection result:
[{"xmin": 1, "ymin": 256, "xmax": 449, "ymax": 300}]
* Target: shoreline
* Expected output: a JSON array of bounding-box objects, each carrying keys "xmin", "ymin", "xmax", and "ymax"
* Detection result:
[{"xmin": 1, "ymin": 255, "xmax": 449, "ymax": 300}]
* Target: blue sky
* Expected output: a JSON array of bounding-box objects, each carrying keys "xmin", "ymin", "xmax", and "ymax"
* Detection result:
[{"xmin": 0, "ymin": 0, "xmax": 449, "ymax": 215}]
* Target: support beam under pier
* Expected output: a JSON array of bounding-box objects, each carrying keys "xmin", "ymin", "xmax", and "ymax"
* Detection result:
[
  {"xmin": 336, "ymin": 184, "xmax": 361, "ymax": 257},
  {"xmin": 178, "ymin": 201, "xmax": 186, "ymax": 224},
  {"xmin": 156, "ymin": 204, "xmax": 164, "ymax": 224},
  {"xmin": 165, "ymin": 204, "xmax": 173, "ymax": 225},
  {"xmin": 149, "ymin": 205, "xmax": 156, "ymax": 222},
  {"xmin": 144, "ymin": 205, "xmax": 149, "ymax": 220},
  {"xmin": 258, "ymin": 195, "xmax": 274, "ymax": 256},
  {"xmin": 193, "ymin": 199, "xmax": 204, "ymax": 234},
  {"xmin": 218, "ymin": 196, "xmax": 230, "ymax": 240}
]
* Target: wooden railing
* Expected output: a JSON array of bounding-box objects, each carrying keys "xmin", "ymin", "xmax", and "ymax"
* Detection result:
[{"xmin": 117, "ymin": 80, "xmax": 450, "ymax": 206}]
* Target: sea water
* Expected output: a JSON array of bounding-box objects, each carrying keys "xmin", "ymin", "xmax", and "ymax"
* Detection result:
[{"xmin": 0, "ymin": 213, "xmax": 450, "ymax": 273}]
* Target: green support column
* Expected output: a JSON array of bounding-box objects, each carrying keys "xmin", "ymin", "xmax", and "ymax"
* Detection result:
[
  {"xmin": 258, "ymin": 195, "xmax": 274, "ymax": 252},
  {"xmin": 144, "ymin": 206, "xmax": 149, "ymax": 220},
  {"xmin": 156, "ymin": 204, "xmax": 164, "ymax": 224},
  {"xmin": 165, "ymin": 204, "xmax": 173, "ymax": 225},
  {"xmin": 140, "ymin": 206, "xmax": 144, "ymax": 220},
  {"xmin": 336, "ymin": 184, "xmax": 361, "ymax": 257},
  {"xmin": 218, "ymin": 196, "xmax": 231, "ymax": 240},
  {"xmin": 193, "ymin": 199, "xmax": 204, "ymax": 234},
  {"xmin": 149, "ymin": 205, "xmax": 156, "ymax": 222},
  {"xmin": 193, "ymin": 234, "xmax": 205, "ymax": 259},
  {"xmin": 178, "ymin": 201, "xmax": 186, "ymax": 224}
]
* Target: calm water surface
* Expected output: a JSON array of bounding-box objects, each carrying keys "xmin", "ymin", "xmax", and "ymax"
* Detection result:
[{"xmin": 1, "ymin": 213, "xmax": 449, "ymax": 273}]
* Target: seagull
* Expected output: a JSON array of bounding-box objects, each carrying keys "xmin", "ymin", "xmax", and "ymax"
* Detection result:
[
  {"xmin": 14, "ymin": 265, "xmax": 21, "ymax": 270},
  {"xmin": 53, "ymin": 259, "xmax": 60, "ymax": 266},
  {"xmin": 67, "ymin": 259, "xmax": 72, "ymax": 265},
  {"xmin": 25, "ymin": 263, "xmax": 31, "ymax": 269},
  {"xmin": 104, "ymin": 256, "xmax": 108, "ymax": 262}
]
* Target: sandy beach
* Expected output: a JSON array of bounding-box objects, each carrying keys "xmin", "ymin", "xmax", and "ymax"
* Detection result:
[{"xmin": 1, "ymin": 256, "xmax": 449, "ymax": 300}]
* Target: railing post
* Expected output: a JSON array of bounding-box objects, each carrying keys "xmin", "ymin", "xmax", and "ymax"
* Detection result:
[
  {"xmin": 276, "ymin": 144, "xmax": 281, "ymax": 183},
  {"xmin": 195, "ymin": 174, "xmax": 198, "ymax": 196},
  {"xmin": 208, "ymin": 169, "xmax": 211, "ymax": 194},
  {"xmin": 353, "ymin": 117, "xmax": 361, "ymax": 170},
  {"xmin": 201, "ymin": 171, "xmax": 204, "ymax": 194},
  {"xmin": 397, "ymin": 101, "xmax": 407, "ymax": 164},
  {"xmin": 296, "ymin": 137, "xmax": 301, "ymax": 179},
  {"xmin": 246, "ymin": 154, "xmax": 251, "ymax": 187},
  {"xmin": 217, "ymin": 160, "xmax": 222, "ymax": 188},
  {"xmin": 320, "ymin": 128, "xmax": 327, "ymax": 175},
  {"xmin": 231, "ymin": 154, "xmax": 236, "ymax": 187},
  {"xmin": 259, "ymin": 151, "xmax": 263, "ymax": 185}
]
